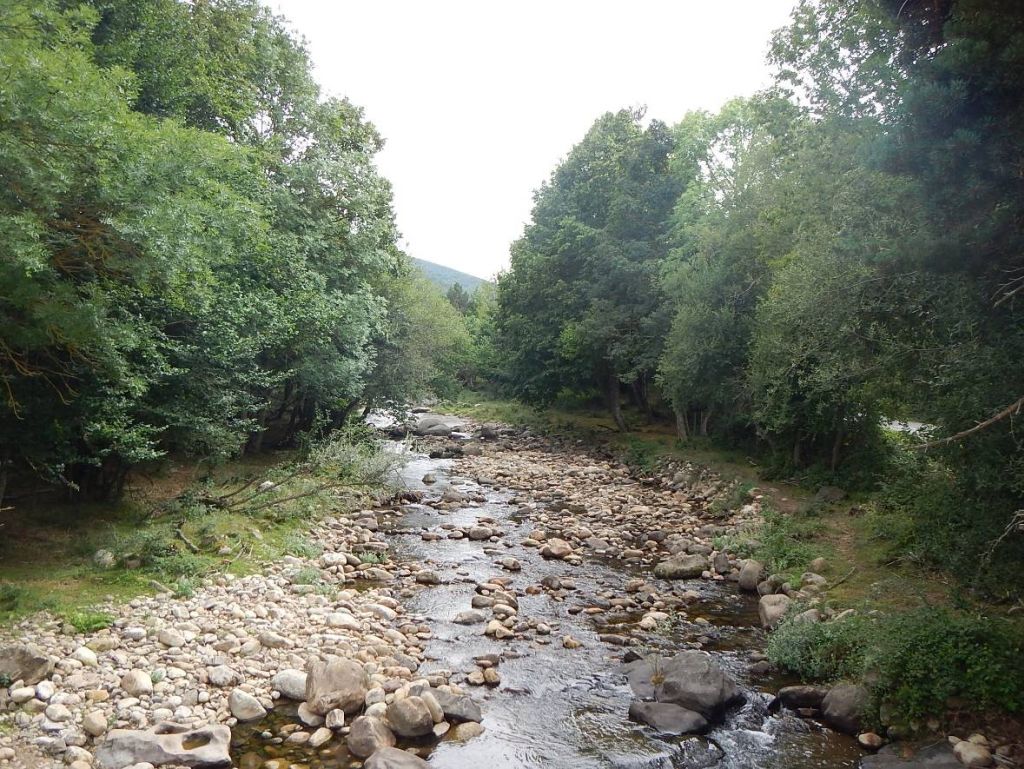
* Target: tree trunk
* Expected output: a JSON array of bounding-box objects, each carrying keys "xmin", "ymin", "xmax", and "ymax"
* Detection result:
[
  {"xmin": 830, "ymin": 406, "xmax": 846, "ymax": 473},
  {"xmin": 0, "ymin": 448, "xmax": 9, "ymax": 511},
  {"xmin": 632, "ymin": 376, "xmax": 654, "ymax": 424},
  {"xmin": 792, "ymin": 434, "xmax": 802, "ymax": 467},
  {"xmin": 607, "ymin": 371, "xmax": 627, "ymax": 432},
  {"xmin": 700, "ymin": 408, "xmax": 713, "ymax": 437},
  {"xmin": 674, "ymin": 408, "xmax": 688, "ymax": 439}
]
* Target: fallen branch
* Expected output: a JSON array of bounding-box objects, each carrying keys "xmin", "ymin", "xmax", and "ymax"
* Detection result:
[
  {"xmin": 825, "ymin": 567, "xmax": 857, "ymax": 592},
  {"xmin": 913, "ymin": 394, "xmax": 1024, "ymax": 451},
  {"xmin": 175, "ymin": 526, "xmax": 200, "ymax": 554}
]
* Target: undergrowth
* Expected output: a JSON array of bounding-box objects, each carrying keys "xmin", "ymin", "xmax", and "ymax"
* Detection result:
[{"xmin": 768, "ymin": 608, "xmax": 1024, "ymax": 724}]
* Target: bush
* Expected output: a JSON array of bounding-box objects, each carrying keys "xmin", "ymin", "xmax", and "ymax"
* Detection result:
[
  {"xmin": 768, "ymin": 608, "xmax": 1024, "ymax": 723},
  {"xmin": 871, "ymin": 445, "xmax": 1024, "ymax": 599},
  {"xmin": 61, "ymin": 609, "xmax": 113, "ymax": 633},
  {"xmin": 767, "ymin": 613, "xmax": 871, "ymax": 682},
  {"xmin": 754, "ymin": 510, "xmax": 820, "ymax": 576}
]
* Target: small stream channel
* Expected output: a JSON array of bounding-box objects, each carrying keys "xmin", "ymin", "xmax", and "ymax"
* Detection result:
[{"xmin": 234, "ymin": 436, "xmax": 863, "ymax": 769}]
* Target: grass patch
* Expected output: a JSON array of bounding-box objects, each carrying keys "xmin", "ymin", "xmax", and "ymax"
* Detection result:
[{"xmin": 0, "ymin": 432, "xmax": 398, "ymax": 629}]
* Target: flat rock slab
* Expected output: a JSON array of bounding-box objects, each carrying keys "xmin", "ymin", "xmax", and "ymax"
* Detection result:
[
  {"xmin": 95, "ymin": 722, "xmax": 231, "ymax": 769},
  {"xmin": 860, "ymin": 743, "xmax": 961, "ymax": 769},
  {"xmin": 628, "ymin": 701, "xmax": 709, "ymax": 735}
]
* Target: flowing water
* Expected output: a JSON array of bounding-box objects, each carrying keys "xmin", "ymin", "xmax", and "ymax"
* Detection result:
[{"xmin": 233, "ymin": 436, "xmax": 863, "ymax": 769}]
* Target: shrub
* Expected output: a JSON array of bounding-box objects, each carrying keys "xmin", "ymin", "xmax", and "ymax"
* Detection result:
[
  {"xmin": 754, "ymin": 510, "xmax": 820, "ymax": 576},
  {"xmin": 62, "ymin": 609, "xmax": 113, "ymax": 633},
  {"xmin": 871, "ymin": 445, "xmax": 1024, "ymax": 599},
  {"xmin": 768, "ymin": 608, "xmax": 1024, "ymax": 722}
]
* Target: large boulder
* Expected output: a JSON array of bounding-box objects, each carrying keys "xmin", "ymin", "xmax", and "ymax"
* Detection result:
[
  {"xmin": 346, "ymin": 715, "xmax": 396, "ymax": 759},
  {"xmin": 821, "ymin": 684, "xmax": 868, "ymax": 734},
  {"xmin": 305, "ymin": 657, "xmax": 368, "ymax": 716},
  {"xmin": 628, "ymin": 701, "xmax": 708, "ymax": 736},
  {"xmin": 653, "ymin": 554, "xmax": 708, "ymax": 580},
  {"xmin": 625, "ymin": 652, "xmax": 742, "ymax": 719},
  {"xmin": 0, "ymin": 643, "xmax": 53, "ymax": 685},
  {"xmin": 271, "ymin": 669, "xmax": 307, "ymax": 700},
  {"xmin": 758, "ymin": 594, "xmax": 792, "ymax": 628},
  {"xmin": 364, "ymin": 746, "xmax": 431, "ymax": 769},
  {"xmin": 386, "ymin": 696, "xmax": 433, "ymax": 737},
  {"xmin": 540, "ymin": 538, "xmax": 573, "ymax": 559},
  {"xmin": 428, "ymin": 688, "xmax": 482, "ymax": 723},
  {"xmin": 775, "ymin": 685, "xmax": 829, "ymax": 710},
  {"xmin": 412, "ymin": 415, "xmax": 463, "ymax": 437},
  {"xmin": 228, "ymin": 689, "xmax": 266, "ymax": 721},
  {"xmin": 95, "ymin": 723, "xmax": 231, "ymax": 769},
  {"xmin": 738, "ymin": 560, "xmax": 764, "ymax": 592}
]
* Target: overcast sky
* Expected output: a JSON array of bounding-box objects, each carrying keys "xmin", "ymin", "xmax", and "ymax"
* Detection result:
[{"xmin": 272, "ymin": 1, "xmax": 795, "ymax": 281}]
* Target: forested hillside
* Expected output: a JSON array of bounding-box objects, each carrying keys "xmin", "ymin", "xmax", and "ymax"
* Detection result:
[
  {"xmin": 492, "ymin": 0, "xmax": 1024, "ymax": 597},
  {"xmin": 412, "ymin": 258, "xmax": 488, "ymax": 292},
  {"xmin": 0, "ymin": 0, "xmax": 471, "ymax": 502}
]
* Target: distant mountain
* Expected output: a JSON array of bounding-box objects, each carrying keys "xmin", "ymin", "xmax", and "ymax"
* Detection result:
[{"xmin": 412, "ymin": 258, "xmax": 489, "ymax": 292}]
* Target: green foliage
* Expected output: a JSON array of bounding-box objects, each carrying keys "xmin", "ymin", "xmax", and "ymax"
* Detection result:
[
  {"xmin": 290, "ymin": 566, "xmax": 322, "ymax": 585},
  {"xmin": 496, "ymin": 109, "xmax": 682, "ymax": 426},
  {"xmin": 768, "ymin": 609, "xmax": 1024, "ymax": 722},
  {"xmin": 61, "ymin": 609, "xmax": 114, "ymax": 634},
  {"xmin": 767, "ymin": 613, "xmax": 871, "ymax": 682},
  {"xmin": 870, "ymin": 441, "xmax": 1024, "ymax": 598},
  {"xmin": 751, "ymin": 510, "xmax": 820, "ymax": 577},
  {"xmin": 0, "ymin": 0, "xmax": 458, "ymax": 504},
  {"xmin": 490, "ymin": 0, "xmax": 1024, "ymax": 599},
  {"xmin": 355, "ymin": 551, "xmax": 387, "ymax": 565}
]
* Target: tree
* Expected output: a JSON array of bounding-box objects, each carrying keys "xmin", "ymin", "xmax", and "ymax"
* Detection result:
[{"xmin": 496, "ymin": 109, "xmax": 681, "ymax": 429}]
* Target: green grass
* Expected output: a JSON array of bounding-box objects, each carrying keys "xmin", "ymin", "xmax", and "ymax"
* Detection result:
[{"xmin": 0, "ymin": 435, "xmax": 392, "ymax": 629}]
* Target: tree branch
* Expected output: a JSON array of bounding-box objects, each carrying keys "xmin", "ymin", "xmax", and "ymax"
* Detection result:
[{"xmin": 913, "ymin": 395, "xmax": 1024, "ymax": 451}]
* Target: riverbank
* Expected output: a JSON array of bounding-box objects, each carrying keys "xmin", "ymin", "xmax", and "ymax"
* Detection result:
[{"xmin": 1, "ymin": 414, "xmax": 1020, "ymax": 768}]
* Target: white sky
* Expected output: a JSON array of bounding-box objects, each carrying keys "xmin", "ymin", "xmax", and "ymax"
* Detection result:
[{"xmin": 272, "ymin": 0, "xmax": 795, "ymax": 281}]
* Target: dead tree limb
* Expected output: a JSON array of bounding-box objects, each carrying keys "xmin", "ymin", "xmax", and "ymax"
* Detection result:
[{"xmin": 913, "ymin": 394, "xmax": 1024, "ymax": 451}]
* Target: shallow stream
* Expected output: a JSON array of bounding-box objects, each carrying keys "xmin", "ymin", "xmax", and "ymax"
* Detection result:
[{"xmin": 233, "ymin": 437, "xmax": 862, "ymax": 769}]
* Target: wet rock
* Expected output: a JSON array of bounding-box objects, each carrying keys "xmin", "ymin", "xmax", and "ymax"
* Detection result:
[
  {"xmin": 387, "ymin": 696, "xmax": 434, "ymax": 737},
  {"xmin": 428, "ymin": 689, "xmax": 482, "ymax": 723},
  {"xmin": 454, "ymin": 609, "xmax": 487, "ymax": 624},
  {"xmin": 625, "ymin": 651, "xmax": 742, "ymax": 719},
  {"xmin": 758, "ymin": 594, "xmax": 791, "ymax": 628},
  {"xmin": 468, "ymin": 526, "xmax": 493, "ymax": 541},
  {"xmin": 628, "ymin": 701, "xmax": 708, "ymax": 736},
  {"xmin": 821, "ymin": 684, "xmax": 868, "ymax": 735},
  {"xmin": 364, "ymin": 746, "xmax": 431, "ymax": 769},
  {"xmin": 305, "ymin": 657, "xmax": 369, "ymax": 715},
  {"xmin": 0, "ymin": 643, "xmax": 53, "ymax": 685},
  {"xmin": 859, "ymin": 732, "xmax": 884, "ymax": 750},
  {"xmin": 653, "ymin": 554, "xmax": 707, "ymax": 580},
  {"xmin": 95, "ymin": 723, "xmax": 231, "ymax": 769},
  {"xmin": 346, "ymin": 715, "xmax": 396, "ymax": 758}
]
